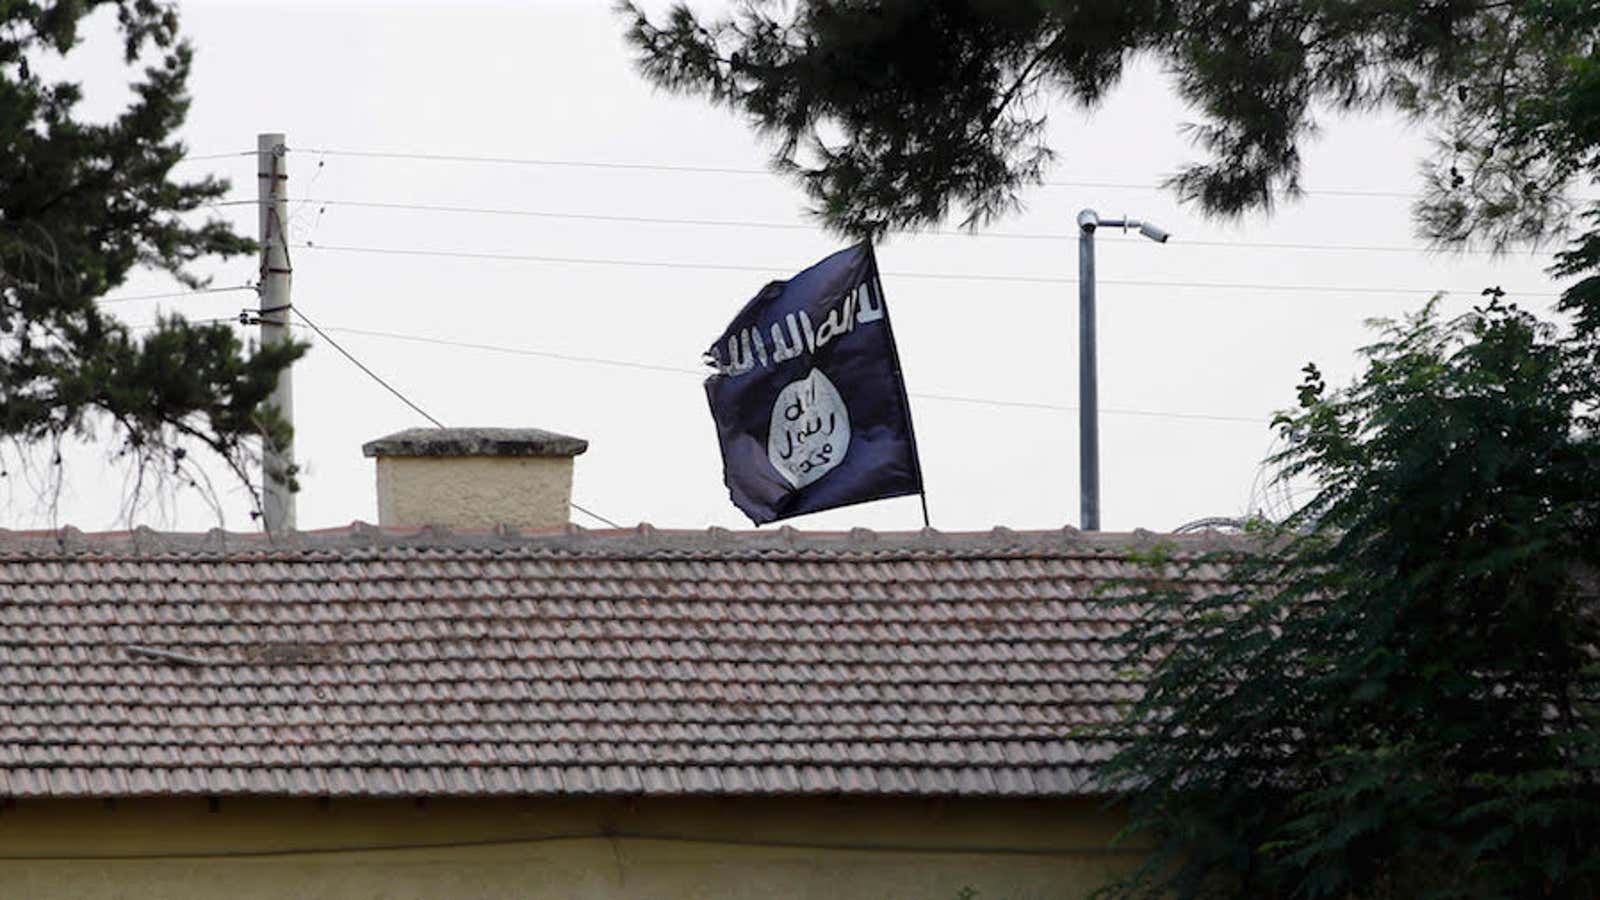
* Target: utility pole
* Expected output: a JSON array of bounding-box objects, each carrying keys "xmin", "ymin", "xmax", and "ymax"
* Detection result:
[
  {"xmin": 257, "ymin": 133, "xmax": 295, "ymax": 533},
  {"xmin": 1076, "ymin": 209, "xmax": 1171, "ymax": 532}
]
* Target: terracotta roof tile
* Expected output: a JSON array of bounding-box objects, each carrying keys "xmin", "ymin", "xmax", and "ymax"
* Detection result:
[{"xmin": 0, "ymin": 524, "xmax": 1241, "ymax": 798}]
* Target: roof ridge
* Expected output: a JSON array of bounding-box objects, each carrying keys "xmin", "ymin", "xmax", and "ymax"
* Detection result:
[{"xmin": 0, "ymin": 522, "xmax": 1250, "ymax": 558}]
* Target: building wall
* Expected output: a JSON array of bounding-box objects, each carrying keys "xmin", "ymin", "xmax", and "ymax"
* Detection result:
[
  {"xmin": 375, "ymin": 455, "xmax": 573, "ymax": 529},
  {"xmin": 0, "ymin": 795, "xmax": 1138, "ymax": 899}
]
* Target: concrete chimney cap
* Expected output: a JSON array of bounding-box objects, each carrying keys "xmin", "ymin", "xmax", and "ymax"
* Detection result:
[{"xmin": 362, "ymin": 427, "xmax": 588, "ymax": 459}]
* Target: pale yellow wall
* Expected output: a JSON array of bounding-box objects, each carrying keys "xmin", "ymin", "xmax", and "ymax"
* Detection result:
[
  {"xmin": 0, "ymin": 795, "xmax": 1138, "ymax": 900},
  {"xmin": 375, "ymin": 455, "xmax": 574, "ymax": 530}
]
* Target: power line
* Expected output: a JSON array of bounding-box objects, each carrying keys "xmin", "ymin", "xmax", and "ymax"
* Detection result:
[
  {"xmin": 204, "ymin": 197, "xmax": 1515, "ymax": 256},
  {"xmin": 122, "ymin": 316, "xmax": 266, "ymax": 331},
  {"xmin": 1109, "ymin": 236, "xmax": 1516, "ymax": 256},
  {"xmin": 909, "ymin": 390, "xmax": 1264, "ymax": 423},
  {"xmin": 99, "ymin": 285, "xmax": 256, "ymax": 305},
  {"xmin": 291, "ymin": 306, "xmax": 446, "ymax": 428},
  {"xmin": 124, "ymin": 316, "xmax": 1266, "ymax": 425},
  {"xmin": 324, "ymin": 324, "xmax": 701, "ymax": 376},
  {"xmin": 295, "ymin": 242, "xmax": 1556, "ymax": 297},
  {"xmin": 208, "ymin": 145, "xmax": 1597, "ymax": 208},
  {"xmin": 176, "ymin": 151, "xmax": 255, "ymax": 163},
  {"xmin": 291, "ymin": 309, "xmax": 623, "ymax": 529},
  {"xmin": 311, "ymin": 323, "xmax": 1267, "ymax": 425},
  {"xmin": 295, "ymin": 147, "xmax": 773, "ymax": 177},
  {"xmin": 291, "ymin": 146, "xmax": 1424, "ymax": 200},
  {"xmin": 126, "ymin": 316, "xmax": 627, "ymax": 528},
  {"xmin": 567, "ymin": 503, "xmax": 623, "ymax": 530},
  {"xmin": 125, "ymin": 317, "xmax": 243, "ymax": 330}
]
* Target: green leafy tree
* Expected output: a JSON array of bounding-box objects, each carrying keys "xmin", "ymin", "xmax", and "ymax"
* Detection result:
[
  {"xmin": 1097, "ymin": 298, "xmax": 1600, "ymax": 897},
  {"xmin": 619, "ymin": 0, "xmax": 1600, "ymax": 443},
  {"xmin": 1, "ymin": 1, "xmax": 301, "ymax": 519},
  {"xmin": 619, "ymin": 2, "xmax": 1600, "ymax": 312}
]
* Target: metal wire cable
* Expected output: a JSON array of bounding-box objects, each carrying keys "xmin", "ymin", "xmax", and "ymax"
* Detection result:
[
  {"xmin": 310, "ymin": 323, "xmax": 1267, "ymax": 424},
  {"xmin": 125, "ymin": 314, "xmax": 625, "ymax": 528},
  {"xmin": 566, "ymin": 503, "xmax": 623, "ymax": 530},
  {"xmin": 193, "ymin": 146, "xmax": 1600, "ymax": 210},
  {"xmin": 174, "ymin": 151, "xmax": 255, "ymax": 162},
  {"xmin": 290, "ymin": 310, "xmax": 623, "ymax": 529},
  {"xmin": 294, "ymin": 242, "xmax": 1556, "ymax": 297},
  {"xmin": 289, "ymin": 307, "xmax": 445, "ymax": 428},
  {"xmin": 291, "ymin": 146, "xmax": 1426, "ymax": 199},
  {"xmin": 99, "ymin": 285, "xmax": 257, "ymax": 304},
  {"xmin": 200, "ymin": 197, "xmax": 1519, "ymax": 256}
]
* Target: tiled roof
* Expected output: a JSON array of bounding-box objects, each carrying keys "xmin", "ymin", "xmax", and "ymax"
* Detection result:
[{"xmin": 0, "ymin": 524, "xmax": 1234, "ymax": 799}]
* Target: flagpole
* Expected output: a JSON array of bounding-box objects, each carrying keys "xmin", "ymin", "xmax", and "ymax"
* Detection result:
[{"xmin": 865, "ymin": 242, "xmax": 931, "ymax": 529}]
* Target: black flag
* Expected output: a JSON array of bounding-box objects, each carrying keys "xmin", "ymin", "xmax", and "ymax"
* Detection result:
[{"xmin": 705, "ymin": 242, "xmax": 924, "ymax": 524}]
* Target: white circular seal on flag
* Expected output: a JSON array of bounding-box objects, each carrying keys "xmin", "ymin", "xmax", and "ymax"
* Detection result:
[{"xmin": 768, "ymin": 368, "xmax": 851, "ymax": 489}]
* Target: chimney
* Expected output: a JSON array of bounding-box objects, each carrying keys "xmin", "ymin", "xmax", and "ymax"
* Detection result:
[{"xmin": 361, "ymin": 427, "xmax": 588, "ymax": 531}]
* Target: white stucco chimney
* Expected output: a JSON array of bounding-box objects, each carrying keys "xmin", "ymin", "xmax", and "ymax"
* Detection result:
[{"xmin": 361, "ymin": 427, "xmax": 588, "ymax": 531}]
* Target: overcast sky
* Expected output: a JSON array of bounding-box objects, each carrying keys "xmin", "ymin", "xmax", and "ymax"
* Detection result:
[{"xmin": 17, "ymin": 0, "xmax": 1575, "ymax": 536}]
